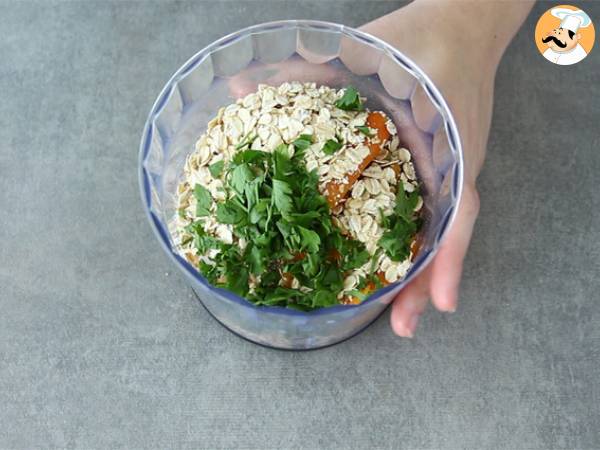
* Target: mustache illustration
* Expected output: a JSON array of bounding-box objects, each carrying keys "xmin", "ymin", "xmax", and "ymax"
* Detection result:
[{"xmin": 542, "ymin": 35, "xmax": 567, "ymax": 48}]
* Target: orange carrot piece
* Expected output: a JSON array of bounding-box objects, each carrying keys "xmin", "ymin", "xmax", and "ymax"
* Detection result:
[
  {"xmin": 410, "ymin": 234, "xmax": 423, "ymax": 257},
  {"xmin": 291, "ymin": 252, "xmax": 306, "ymax": 262},
  {"xmin": 363, "ymin": 280, "xmax": 377, "ymax": 294},
  {"xmin": 325, "ymin": 112, "xmax": 391, "ymax": 209},
  {"xmin": 328, "ymin": 248, "xmax": 342, "ymax": 262},
  {"xmin": 376, "ymin": 271, "xmax": 388, "ymax": 286},
  {"xmin": 343, "ymin": 271, "xmax": 390, "ymax": 304},
  {"xmin": 281, "ymin": 272, "xmax": 294, "ymax": 288},
  {"xmin": 366, "ymin": 110, "xmax": 391, "ymax": 142}
]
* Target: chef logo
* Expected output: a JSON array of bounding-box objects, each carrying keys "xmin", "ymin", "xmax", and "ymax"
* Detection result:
[{"xmin": 535, "ymin": 5, "xmax": 595, "ymax": 65}]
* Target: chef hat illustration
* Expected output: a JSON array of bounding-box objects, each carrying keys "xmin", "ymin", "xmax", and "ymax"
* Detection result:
[{"xmin": 551, "ymin": 8, "xmax": 592, "ymax": 33}]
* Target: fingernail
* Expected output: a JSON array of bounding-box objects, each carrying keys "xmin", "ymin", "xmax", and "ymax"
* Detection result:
[{"xmin": 405, "ymin": 313, "xmax": 419, "ymax": 338}]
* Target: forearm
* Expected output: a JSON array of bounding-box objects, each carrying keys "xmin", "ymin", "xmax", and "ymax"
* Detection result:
[
  {"xmin": 359, "ymin": 1, "xmax": 534, "ymax": 333},
  {"xmin": 368, "ymin": 1, "xmax": 535, "ymax": 72},
  {"xmin": 362, "ymin": 1, "xmax": 534, "ymax": 178}
]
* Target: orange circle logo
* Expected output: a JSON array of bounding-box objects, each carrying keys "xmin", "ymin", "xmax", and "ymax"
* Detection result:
[{"xmin": 535, "ymin": 4, "xmax": 595, "ymax": 65}]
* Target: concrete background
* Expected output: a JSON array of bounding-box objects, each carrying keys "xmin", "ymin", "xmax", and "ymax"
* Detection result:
[{"xmin": 1, "ymin": 1, "xmax": 599, "ymax": 448}]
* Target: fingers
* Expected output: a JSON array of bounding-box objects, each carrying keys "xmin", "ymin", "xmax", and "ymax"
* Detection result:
[
  {"xmin": 228, "ymin": 72, "xmax": 262, "ymax": 99},
  {"xmin": 390, "ymin": 267, "xmax": 431, "ymax": 337},
  {"xmin": 429, "ymin": 185, "xmax": 480, "ymax": 313},
  {"xmin": 411, "ymin": 84, "xmax": 440, "ymax": 133},
  {"xmin": 390, "ymin": 185, "xmax": 480, "ymax": 337},
  {"xmin": 339, "ymin": 35, "xmax": 381, "ymax": 76}
]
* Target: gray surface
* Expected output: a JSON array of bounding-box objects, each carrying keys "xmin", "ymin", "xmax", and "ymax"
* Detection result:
[{"xmin": 1, "ymin": 0, "xmax": 599, "ymax": 448}]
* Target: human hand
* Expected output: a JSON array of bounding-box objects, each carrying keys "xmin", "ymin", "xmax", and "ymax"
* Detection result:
[{"xmin": 360, "ymin": 0, "xmax": 532, "ymax": 336}]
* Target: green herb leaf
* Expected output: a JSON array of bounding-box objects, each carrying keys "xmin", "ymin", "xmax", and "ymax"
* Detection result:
[
  {"xmin": 347, "ymin": 289, "xmax": 368, "ymax": 302},
  {"xmin": 346, "ymin": 248, "xmax": 370, "ymax": 269},
  {"xmin": 249, "ymin": 199, "xmax": 269, "ymax": 225},
  {"xmin": 199, "ymin": 259, "xmax": 220, "ymax": 284},
  {"xmin": 301, "ymin": 252, "xmax": 320, "ymax": 278},
  {"xmin": 355, "ymin": 125, "xmax": 373, "ymax": 136},
  {"xmin": 378, "ymin": 220, "xmax": 417, "ymax": 262},
  {"xmin": 259, "ymin": 287, "xmax": 300, "ymax": 306},
  {"xmin": 185, "ymin": 221, "xmax": 221, "ymax": 254},
  {"xmin": 227, "ymin": 266, "xmax": 249, "ymax": 296},
  {"xmin": 311, "ymin": 290, "xmax": 338, "ymax": 308},
  {"xmin": 395, "ymin": 186, "xmax": 420, "ymax": 221},
  {"xmin": 209, "ymin": 160, "xmax": 225, "ymax": 178},
  {"xmin": 254, "ymin": 231, "xmax": 276, "ymax": 248},
  {"xmin": 322, "ymin": 139, "xmax": 343, "ymax": 155},
  {"xmin": 244, "ymin": 177, "xmax": 263, "ymax": 211},
  {"xmin": 367, "ymin": 272, "xmax": 384, "ymax": 289},
  {"xmin": 293, "ymin": 134, "xmax": 313, "ymax": 151},
  {"xmin": 368, "ymin": 248, "xmax": 383, "ymax": 275},
  {"xmin": 376, "ymin": 185, "xmax": 422, "ymax": 261},
  {"xmin": 271, "ymin": 179, "xmax": 293, "ymax": 215},
  {"xmin": 193, "ymin": 123, "xmax": 396, "ymax": 311},
  {"xmin": 297, "ymin": 226, "xmax": 321, "ymax": 254},
  {"xmin": 246, "ymin": 245, "xmax": 265, "ymax": 275},
  {"xmin": 193, "ymin": 184, "xmax": 213, "ymax": 217},
  {"xmin": 276, "ymin": 220, "xmax": 299, "ymax": 249},
  {"xmin": 233, "ymin": 149, "xmax": 269, "ymax": 165},
  {"xmin": 194, "ymin": 235, "xmax": 221, "ymax": 254},
  {"xmin": 287, "ymin": 211, "xmax": 321, "ymax": 226},
  {"xmin": 273, "ymin": 144, "xmax": 293, "ymax": 179},
  {"xmin": 378, "ymin": 208, "xmax": 391, "ymax": 228},
  {"xmin": 230, "ymin": 164, "xmax": 254, "ymax": 197},
  {"xmin": 318, "ymin": 265, "xmax": 343, "ymax": 291},
  {"xmin": 216, "ymin": 202, "xmax": 245, "ymax": 225},
  {"xmin": 235, "ymin": 133, "xmax": 256, "ymax": 150},
  {"xmin": 334, "ymin": 86, "xmax": 363, "ymax": 111}
]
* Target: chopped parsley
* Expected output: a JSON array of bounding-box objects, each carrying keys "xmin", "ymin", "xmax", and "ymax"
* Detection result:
[
  {"xmin": 209, "ymin": 160, "xmax": 225, "ymax": 178},
  {"xmin": 193, "ymin": 184, "xmax": 213, "ymax": 217},
  {"xmin": 322, "ymin": 139, "xmax": 343, "ymax": 155},
  {"xmin": 185, "ymin": 144, "xmax": 373, "ymax": 310},
  {"xmin": 235, "ymin": 133, "xmax": 256, "ymax": 150},
  {"xmin": 293, "ymin": 134, "xmax": 313, "ymax": 152},
  {"xmin": 355, "ymin": 125, "xmax": 373, "ymax": 136},
  {"xmin": 179, "ymin": 85, "xmax": 422, "ymax": 310},
  {"xmin": 334, "ymin": 86, "xmax": 363, "ymax": 111},
  {"xmin": 378, "ymin": 186, "xmax": 422, "ymax": 262}
]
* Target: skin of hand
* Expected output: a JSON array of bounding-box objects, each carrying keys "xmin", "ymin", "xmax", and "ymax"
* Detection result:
[
  {"xmin": 360, "ymin": 0, "xmax": 534, "ymax": 337},
  {"xmin": 227, "ymin": 1, "xmax": 534, "ymax": 337}
]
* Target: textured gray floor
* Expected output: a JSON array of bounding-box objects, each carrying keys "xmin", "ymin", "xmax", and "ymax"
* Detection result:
[{"xmin": 1, "ymin": 1, "xmax": 599, "ymax": 449}]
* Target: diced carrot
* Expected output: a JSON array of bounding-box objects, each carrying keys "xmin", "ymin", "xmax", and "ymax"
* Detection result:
[
  {"xmin": 281, "ymin": 272, "xmax": 294, "ymax": 288},
  {"xmin": 328, "ymin": 248, "xmax": 342, "ymax": 262},
  {"xmin": 390, "ymin": 162, "xmax": 401, "ymax": 177},
  {"xmin": 291, "ymin": 252, "xmax": 306, "ymax": 262},
  {"xmin": 410, "ymin": 235, "xmax": 423, "ymax": 257},
  {"xmin": 325, "ymin": 112, "xmax": 391, "ymax": 209},
  {"xmin": 343, "ymin": 272, "xmax": 390, "ymax": 304},
  {"xmin": 343, "ymin": 296, "xmax": 361, "ymax": 305},
  {"xmin": 362, "ymin": 273, "xmax": 389, "ymax": 295},
  {"xmin": 362, "ymin": 281, "xmax": 376, "ymax": 294},
  {"xmin": 342, "ymin": 270, "xmax": 393, "ymax": 305},
  {"xmin": 366, "ymin": 111, "xmax": 391, "ymax": 142},
  {"xmin": 376, "ymin": 271, "xmax": 388, "ymax": 286}
]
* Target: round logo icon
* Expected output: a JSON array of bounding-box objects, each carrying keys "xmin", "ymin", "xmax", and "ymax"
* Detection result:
[{"xmin": 535, "ymin": 4, "xmax": 595, "ymax": 65}]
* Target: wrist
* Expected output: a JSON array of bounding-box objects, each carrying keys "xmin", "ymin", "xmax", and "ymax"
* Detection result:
[{"xmin": 404, "ymin": 0, "xmax": 534, "ymax": 69}]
